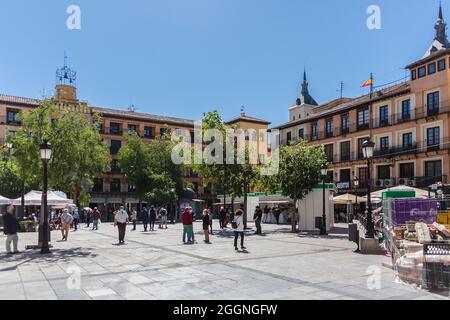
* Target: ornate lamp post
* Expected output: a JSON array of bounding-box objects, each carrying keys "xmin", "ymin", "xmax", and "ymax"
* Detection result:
[
  {"xmin": 354, "ymin": 176, "xmax": 359, "ymax": 218},
  {"xmin": 320, "ymin": 164, "xmax": 328, "ymax": 235},
  {"xmin": 362, "ymin": 139, "xmax": 375, "ymax": 239},
  {"xmin": 40, "ymin": 141, "xmax": 52, "ymax": 254}
]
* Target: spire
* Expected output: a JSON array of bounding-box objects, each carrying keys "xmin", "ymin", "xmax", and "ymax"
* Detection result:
[
  {"xmin": 439, "ymin": 1, "xmax": 443, "ymax": 20},
  {"xmin": 435, "ymin": 2, "xmax": 449, "ymax": 45},
  {"xmin": 296, "ymin": 69, "xmax": 318, "ymax": 106}
]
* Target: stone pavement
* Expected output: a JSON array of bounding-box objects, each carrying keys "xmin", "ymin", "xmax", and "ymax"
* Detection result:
[{"xmin": 0, "ymin": 221, "xmax": 448, "ymax": 300}]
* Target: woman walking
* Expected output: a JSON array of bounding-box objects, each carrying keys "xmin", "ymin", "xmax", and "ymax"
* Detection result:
[
  {"xmin": 202, "ymin": 209, "xmax": 211, "ymax": 244},
  {"xmin": 232, "ymin": 209, "xmax": 246, "ymax": 251},
  {"xmin": 72, "ymin": 208, "xmax": 80, "ymax": 231}
]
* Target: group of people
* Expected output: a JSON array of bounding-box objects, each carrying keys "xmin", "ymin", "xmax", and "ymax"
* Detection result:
[
  {"xmin": 137, "ymin": 206, "xmax": 169, "ymax": 232},
  {"xmin": 181, "ymin": 206, "xmax": 247, "ymax": 251}
]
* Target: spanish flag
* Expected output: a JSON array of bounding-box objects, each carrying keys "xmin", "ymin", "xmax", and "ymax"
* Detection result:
[{"xmin": 360, "ymin": 78, "xmax": 373, "ymax": 88}]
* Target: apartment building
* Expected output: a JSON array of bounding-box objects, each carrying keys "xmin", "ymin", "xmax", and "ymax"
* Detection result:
[{"xmin": 273, "ymin": 5, "xmax": 450, "ymax": 195}]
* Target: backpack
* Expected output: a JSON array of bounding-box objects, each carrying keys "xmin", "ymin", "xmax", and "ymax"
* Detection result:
[{"xmin": 232, "ymin": 220, "xmax": 238, "ymax": 229}]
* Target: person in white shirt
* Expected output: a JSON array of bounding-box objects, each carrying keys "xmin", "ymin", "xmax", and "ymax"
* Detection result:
[
  {"xmin": 114, "ymin": 206, "xmax": 129, "ymax": 245},
  {"xmin": 60, "ymin": 209, "xmax": 73, "ymax": 241},
  {"xmin": 232, "ymin": 209, "xmax": 246, "ymax": 251}
]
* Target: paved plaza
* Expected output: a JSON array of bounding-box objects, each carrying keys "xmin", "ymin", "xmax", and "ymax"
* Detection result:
[{"xmin": 0, "ymin": 221, "xmax": 448, "ymax": 300}]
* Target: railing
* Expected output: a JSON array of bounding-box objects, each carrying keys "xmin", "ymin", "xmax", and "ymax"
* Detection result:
[{"xmin": 102, "ymin": 127, "xmax": 123, "ymax": 136}]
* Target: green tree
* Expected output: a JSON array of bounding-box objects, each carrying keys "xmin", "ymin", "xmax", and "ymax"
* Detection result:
[
  {"xmin": 10, "ymin": 99, "xmax": 111, "ymax": 206},
  {"xmin": 277, "ymin": 140, "xmax": 326, "ymax": 232},
  {"xmin": 0, "ymin": 149, "xmax": 23, "ymax": 199}
]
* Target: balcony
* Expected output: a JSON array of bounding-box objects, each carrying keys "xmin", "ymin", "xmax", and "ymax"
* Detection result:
[
  {"xmin": 335, "ymin": 176, "xmax": 448, "ymax": 191},
  {"xmin": 103, "ymin": 127, "xmax": 123, "ymax": 136}
]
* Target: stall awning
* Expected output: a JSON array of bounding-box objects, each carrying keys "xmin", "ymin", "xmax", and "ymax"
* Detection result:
[{"xmin": 11, "ymin": 191, "xmax": 73, "ymax": 206}]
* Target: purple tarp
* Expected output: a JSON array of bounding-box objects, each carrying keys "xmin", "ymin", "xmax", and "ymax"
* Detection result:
[{"xmin": 389, "ymin": 198, "xmax": 438, "ymax": 226}]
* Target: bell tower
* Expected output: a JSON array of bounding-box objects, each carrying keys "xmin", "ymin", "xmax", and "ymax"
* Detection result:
[{"xmin": 55, "ymin": 53, "xmax": 78, "ymax": 102}]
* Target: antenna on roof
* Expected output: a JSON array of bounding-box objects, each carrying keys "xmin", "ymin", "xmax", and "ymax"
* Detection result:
[
  {"xmin": 240, "ymin": 105, "xmax": 245, "ymax": 116},
  {"xmin": 336, "ymin": 81, "xmax": 344, "ymax": 99}
]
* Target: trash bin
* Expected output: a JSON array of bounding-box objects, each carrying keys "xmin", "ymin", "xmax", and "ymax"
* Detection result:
[{"xmin": 348, "ymin": 223, "xmax": 359, "ymax": 243}]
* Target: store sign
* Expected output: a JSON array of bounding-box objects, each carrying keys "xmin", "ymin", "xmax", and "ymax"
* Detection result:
[{"xmin": 336, "ymin": 182, "xmax": 350, "ymax": 189}]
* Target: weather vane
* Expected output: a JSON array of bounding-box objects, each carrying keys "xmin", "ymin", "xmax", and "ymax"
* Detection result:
[{"xmin": 56, "ymin": 52, "xmax": 77, "ymax": 85}]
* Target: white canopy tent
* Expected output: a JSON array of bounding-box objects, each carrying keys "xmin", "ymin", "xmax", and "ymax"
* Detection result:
[
  {"xmin": 359, "ymin": 186, "xmax": 432, "ymax": 204},
  {"xmin": 333, "ymin": 193, "xmax": 367, "ymax": 204},
  {"xmin": 11, "ymin": 191, "xmax": 73, "ymax": 206},
  {"xmin": 0, "ymin": 195, "xmax": 12, "ymax": 205}
]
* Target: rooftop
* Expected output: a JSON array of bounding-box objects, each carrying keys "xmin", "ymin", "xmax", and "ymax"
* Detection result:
[{"xmin": 226, "ymin": 112, "xmax": 271, "ymax": 125}]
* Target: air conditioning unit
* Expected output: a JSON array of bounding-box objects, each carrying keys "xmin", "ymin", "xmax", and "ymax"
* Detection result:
[
  {"xmin": 407, "ymin": 179, "xmax": 417, "ymax": 187},
  {"xmin": 384, "ymin": 179, "xmax": 395, "ymax": 188},
  {"xmin": 375, "ymin": 179, "xmax": 385, "ymax": 188},
  {"xmin": 398, "ymin": 178, "xmax": 408, "ymax": 186}
]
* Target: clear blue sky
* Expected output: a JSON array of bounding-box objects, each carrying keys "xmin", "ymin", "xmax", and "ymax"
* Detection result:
[{"xmin": 0, "ymin": 0, "xmax": 443, "ymax": 126}]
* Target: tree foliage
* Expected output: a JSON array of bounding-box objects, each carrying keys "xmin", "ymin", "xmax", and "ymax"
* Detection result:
[{"xmin": 9, "ymin": 99, "xmax": 111, "ymax": 206}]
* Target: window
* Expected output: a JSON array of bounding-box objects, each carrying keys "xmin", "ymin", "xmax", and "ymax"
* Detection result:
[
  {"xmin": 341, "ymin": 113, "xmax": 349, "ymax": 134},
  {"xmin": 438, "ymin": 58, "xmax": 446, "ymax": 71},
  {"xmin": 92, "ymin": 178, "xmax": 103, "ymax": 193},
  {"xmin": 244, "ymin": 132, "xmax": 250, "ymax": 141},
  {"xmin": 293, "ymin": 116, "xmax": 295, "ymax": 121},
  {"xmin": 379, "ymin": 105, "xmax": 389, "ymax": 126},
  {"xmin": 6, "ymin": 110, "xmax": 20, "ymax": 125},
  {"xmin": 326, "ymin": 118, "xmax": 334, "ymax": 137},
  {"xmin": 251, "ymin": 131, "xmax": 258, "ymax": 141},
  {"xmin": 427, "ymin": 127, "xmax": 440, "ymax": 151},
  {"xmin": 340, "ymin": 141, "xmax": 351, "ymax": 162},
  {"xmin": 110, "ymin": 123, "xmax": 121, "ymax": 135},
  {"xmin": 411, "ymin": 69, "xmax": 417, "ymax": 80},
  {"xmin": 418, "ymin": 66, "xmax": 426, "ymax": 78},
  {"xmin": 325, "ymin": 144, "xmax": 334, "ymax": 163},
  {"xmin": 110, "ymin": 179, "xmax": 121, "ymax": 193},
  {"xmin": 358, "ymin": 168, "xmax": 368, "ymax": 186},
  {"xmin": 259, "ymin": 132, "xmax": 265, "ymax": 142},
  {"xmin": 377, "ymin": 165, "xmax": 391, "ymax": 180},
  {"xmin": 357, "ymin": 108, "xmax": 369, "ymax": 129},
  {"xmin": 427, "ymin": 91, "xmax": 440, "ymax": 116},
  {"xmin": 143, "ymin": 126, "xmax": 154, "ymax": 138},
  {"xmin": 286, "ymin": 132, "xmax": 292, "ymax": 143},
  {"xmin": 190, "ymin": 131, "xmax": 195, "ymax": 143},
  {"xmin": 358, "ymin": 137, "xmax": 369, "ymax": 159},
  {"xmin": 425, "ymin": 160, "xmax": 442, "ymax": 177},
  {"xmin": 128, "ymin": 184, "xmax": 136, "ymax": 192},
  {"xmin": 340, "ymin": 169, "xmax": 351, "ymax": 183},
  {"xmin": 311, "ymin": 122, "xmax": 318, "ymax": 140},
  {"xmin": 298, "ymin": 128, "xmax": 304, "ymax": 140},
  {"xmin": 380, "ymin": 136, "xmax": 389, "ymax": 152},
  {"xmin": 399, "ymin": 163, "xmax": 414, "ymax": 178},
  {"xmin": 401, "ymin": 100, "xmax": 411, "ymax": 121},
  {"xmin": 428, "ymin": 62, "xmax": 436, "ymax": 75},
  {"xmin": 160, "ymin": 128, "xmax": 168, "ymax": 137},
  {"xmin": 111, "ymin": 159, "xmax": 121, "ymax": 173},
  {"xmin": 110, "ymin": 140, "xmax": 122, "ymax": 154},
  {"xmin": 128, "ymin": 124, "xmax": 137, "ymax": 133},
  {"xmin": 402, "ymin": 133, "xmax": 413, "ymax": 148},
  {"xmin": 258, "ymin": 154, "xmax": 265, "ymax": 164}
]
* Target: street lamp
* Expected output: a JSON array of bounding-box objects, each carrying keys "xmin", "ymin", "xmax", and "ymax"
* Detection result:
[
  {"xmin": 6, "ymin": 142, "xmax": 13, "ymax": 150},
  {"xmin": 354, "ymin": 176, "xmax": 359, "ymax": 218},
  {"xmin": 320, "ymin": 164, "xmax": 328, "ymax": 235},
  {"xmin": 40, "ymin": 141, "xmax": 52, "ymax": 254},
  {"xmin": 362, "ymin": 139, "xmax": 375, "ymax": 239}
]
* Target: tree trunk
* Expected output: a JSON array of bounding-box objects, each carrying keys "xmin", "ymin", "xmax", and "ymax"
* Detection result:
[
  {"xmin": 291, "ymin": 198, "xmax": 298, "ymax": 233},
  {"xmin": 243, "ymin": 183, "xmax": 248, "ymax": 229}
]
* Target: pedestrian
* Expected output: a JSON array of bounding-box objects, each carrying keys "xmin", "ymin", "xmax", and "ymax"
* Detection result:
[
  {"xmin": 219, "ymin": 206, "xmax": 226, "ymax": 229},
  {"xmin": 72, "ymin": 208, "xmax": 80, "ymax": 231},
  {"xmin": 60, "ymin": 209, "xmax": 74, "ymax": 241},
  {"xmin": 85, "ymin": 208, "xmax": 91, "ymax": 228},
  {"xmin": 91, "ymin": 207, "xmax": 101, "ymax": 230},
  {"xmin": 232, "ymin": 209, "xmax": 246, "ymax": 251},
  {"xmin": 181, "ymin": 208, "xmax": 193, "ymax": 244},
  {"xmin": 159, "ymin": 206, "xmax": 168, "ymax": 229},
  {"xmin": 149, "ymin": 206, "xmax": 157, "ymax": 231},
  {"xmin": 202, "ymin": 209, "xmax": 211, "ymax": 244},
  {"xmin": 114, "ymin": 206, "xmax": 128, "ymax": 245},
  {"xmin": 2, "ymin": 205, "xmax": 20, "ymax": 255},
  {"xmin": 253, "ymin": 205, "xmax": 263, "ymax": 235},
  {"xmin": 208, "ymin": 208, "xmax": 213, "ymax": 235},
  {"xmin": 273, "ymin": 206, "xmax": 281, "ymax": 225},
  {"xmin": 189, "ymin": 207, "xmax": 196, "ymax": 242},
  {"xmin": 131, "ymin": 208, "xmax": 137, "ymax": 231},
  {"xmin": 140, "ymin": 206, "xmax": 149, "ymax": 232}
]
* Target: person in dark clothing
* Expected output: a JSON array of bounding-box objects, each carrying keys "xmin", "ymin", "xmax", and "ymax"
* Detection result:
[
  {"xmin": 202, "ymin": 209, "xmax": 211, "ymax": 244},
  {"xmin": 140, "ymin": 207, "xmax": 149, "ymax": 232},
  {"xmin": 219, "ymin": 207, "xmax": 227, "ymax": 229},
  {"xmin": 273, "ymin": 206, "xmax": 281, "ymax": 225},
  {"xmin": 253, "ymin": 206, "xmax": 263, "ymax": 234},
  {"xmin": 2, "ymin": 205, "xmax": 20, "ymax": 254},
  {"xmin": 149, "ymin": 206, "xmax": 157, "ymax": 231}
]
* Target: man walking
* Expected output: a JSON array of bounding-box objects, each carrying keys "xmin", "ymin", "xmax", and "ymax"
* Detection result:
[
  {"xmin": 219, "ymin": 206, "xmax": 226, "ymax": 229},
  {"xmin": 85, "ymin": 208, "xmax": 91, "ymax": 228},
  {"xmin": 2, "ymin": 205, "xmax": 20, "ymax": 255},
  {"xmin": 181, "ymin": 208, "xmax": 193, "ymax": 244},
  {"xmin": 159, "ymin": 206, "xmax": 168, "ymax": 229},
  {"xmin": 131, "ymin": 208, "xmax": 137, "ymax": 231},
  {"xmin": 60, "ymin": 209, "xmax": 73, "ymax": 241},
  {"xmin": 115, "ymin": 206, "xmax": 128, "ymax": 245},
  {"xmin": 140, "ymin": 206, "xmax": 149, "ymax": 232},
  {"xmin": 253, "ymin": 205, "xmax": 263, "ymax": 235},
  {"xmin": 72, "ymin": 208, "xmax": 80, "ymax": 231},
  {"xmin": 149, "ymin": 206, "xmax": 157, "ymax": 231},
  {"xmin": 91, "ymin": 207, "xmax": 101, "ymax": 231}
]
